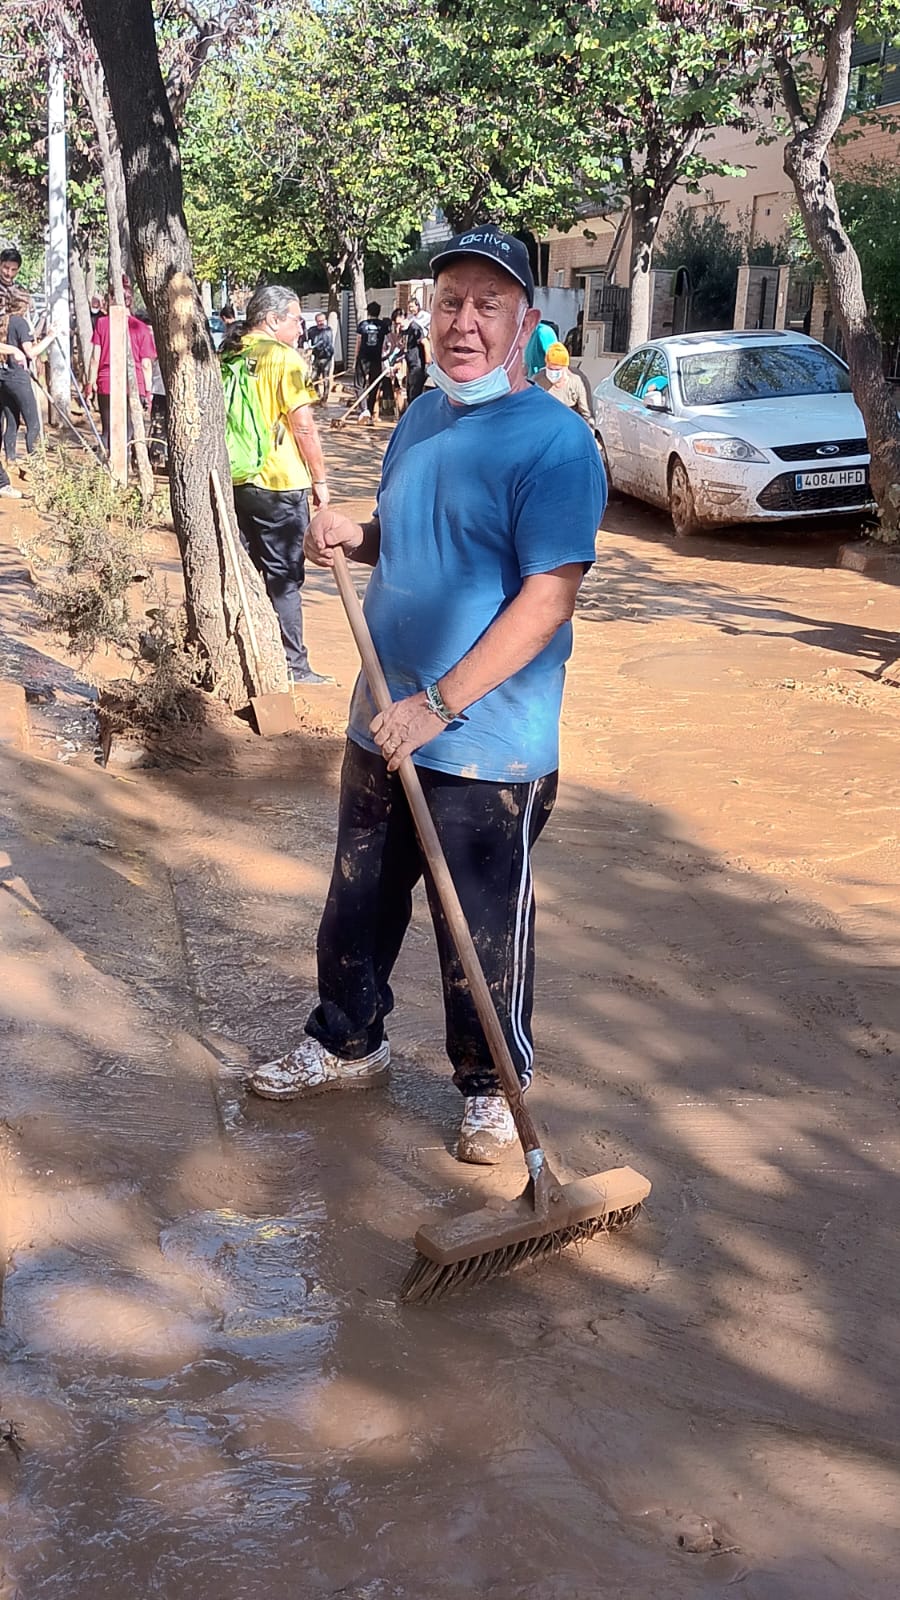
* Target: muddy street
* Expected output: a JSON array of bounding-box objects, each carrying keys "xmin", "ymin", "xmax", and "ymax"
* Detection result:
[{"xmin": 1, "ymin": 440, "xmax": 899, "ymax": 1598}]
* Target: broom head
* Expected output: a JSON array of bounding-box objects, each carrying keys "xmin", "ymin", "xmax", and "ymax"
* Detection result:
[{"xmin": 400, "ymin": 1164, "xmax": 651, "ymax": 1303}]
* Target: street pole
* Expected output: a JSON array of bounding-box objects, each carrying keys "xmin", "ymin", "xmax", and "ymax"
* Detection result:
[{"xmin": 47, "ymin": 31, "xmax": 72, "ymax": 418}]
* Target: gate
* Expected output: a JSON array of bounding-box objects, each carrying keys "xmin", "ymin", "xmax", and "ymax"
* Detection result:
[{"xmin": 588, "ymin": 279, "xmax": 630, "ymax": 355}]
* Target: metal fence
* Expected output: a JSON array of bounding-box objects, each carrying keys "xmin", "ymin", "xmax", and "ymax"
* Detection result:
[
  {"xmin": 785, "ymin": 274, "xmax": 813, "ymax": 333},
  {"xmin": 589, "ymin": 279, "xmax": 630, "ymax": 355}
]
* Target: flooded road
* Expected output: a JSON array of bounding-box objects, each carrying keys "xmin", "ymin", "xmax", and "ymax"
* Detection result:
[{"xmin": 1, "ymin": 446, "xmax": 899, "ymax": 1596}]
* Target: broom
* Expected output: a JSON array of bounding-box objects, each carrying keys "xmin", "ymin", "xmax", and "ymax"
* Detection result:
[{"xmin": 331, "ymin": 547, "xmax": 651, "ymax": 1303}]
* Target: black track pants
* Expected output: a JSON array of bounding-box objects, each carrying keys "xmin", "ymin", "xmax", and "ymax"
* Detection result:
[
  {"xmin": 306, "ymin": 739, "xmax": 557, "ymax": 1097},
  {"xmin": 232, "ymin": 482, "xmax": 310, "ymax": 677}
]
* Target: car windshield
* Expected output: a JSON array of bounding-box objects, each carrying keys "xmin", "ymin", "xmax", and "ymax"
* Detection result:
[{"xmin": 677, "ymin": 345, "xmax": 852, "ymax": 406}]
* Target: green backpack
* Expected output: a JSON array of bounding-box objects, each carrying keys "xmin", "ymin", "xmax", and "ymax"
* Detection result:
[{"xmin": 220, "ymin": 344, "xmax": 274, "ymax": 483}]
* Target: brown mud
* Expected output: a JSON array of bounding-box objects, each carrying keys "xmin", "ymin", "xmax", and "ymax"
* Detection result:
[{"xmin": 1, "ymin": 423, "xmax": 899, "ymax": 1597}]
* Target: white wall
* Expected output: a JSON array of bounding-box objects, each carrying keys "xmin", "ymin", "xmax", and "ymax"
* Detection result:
[
  {"xmin": 533, "ymin": 286, "xmax": 583, "ymax": 341},
  {"xmin": 577, "ymin": 354, "xmax": 620, "ymax": 392}
]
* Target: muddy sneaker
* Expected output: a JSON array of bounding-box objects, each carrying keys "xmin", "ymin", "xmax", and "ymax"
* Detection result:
[
  {"xmin": 248, "ymin": 1036, "xmax": 390, "ymax": 1101},
  {"xmin": 457, "ymin": 1094, "xmax": 518, "ymax": 1165}
]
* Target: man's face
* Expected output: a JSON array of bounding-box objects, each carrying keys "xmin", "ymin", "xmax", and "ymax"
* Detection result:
[
  {"xmin": 266, "ymin": 299, "xmax": 303, "ymax": 346},
  {"xmin": 430, "ymin": 261, "xmax": 538, "ymax": 384},
  {"xmin": 0, "ymin": 259, "xmax": 20, "ymax": 288},
  {"xmin": 316, "ymin": 315, "xmax": 326, "ymax": 329}
]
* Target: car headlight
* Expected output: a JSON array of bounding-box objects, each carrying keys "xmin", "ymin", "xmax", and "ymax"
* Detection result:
[{"xmin": 691, "ymin": 436, "xmax": 769, "ymax": 463}]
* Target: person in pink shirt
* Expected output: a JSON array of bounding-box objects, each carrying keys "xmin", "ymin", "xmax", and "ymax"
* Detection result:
[{"xmin": 86, "ymin": 280, "xmax": 157, "ymax": 453}]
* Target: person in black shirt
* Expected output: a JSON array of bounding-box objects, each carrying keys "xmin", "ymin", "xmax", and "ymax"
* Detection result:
[
  {"xmin": 0, "ymin": 290, "xmax": 54, "ymax": 467},
  {"xmin": 309, "ymin": 312, "xmax": 335, "ymax": 401},
  {"xmin": 309, "ymin": 312, "xmax": 335, "ymax": 368},
  {"xmin": 353, "ymin": 300, "xmax": 388, "ymax": 423},
  {"xmin": 404, "ymin": 298, "xmax": 432, "ymax": 404}
]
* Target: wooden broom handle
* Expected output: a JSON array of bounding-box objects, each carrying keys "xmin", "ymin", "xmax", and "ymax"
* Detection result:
[{"xmin": 332, "ymin": 545, "xmax": 543, "ymax": 1157}]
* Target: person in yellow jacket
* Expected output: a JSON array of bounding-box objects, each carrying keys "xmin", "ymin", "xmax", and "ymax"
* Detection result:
[
  {"xmin": 232, "ymin": 285, "xmax": 332, "ymax": 685},
  {"xmin": 533, "ymin": 340, "xmax": 594, "ymax": 427}
]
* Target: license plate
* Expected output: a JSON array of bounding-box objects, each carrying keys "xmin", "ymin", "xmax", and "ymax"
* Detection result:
[{"xmin": 794, "ymin": 468, "xmax": 867, "ymax": 490}]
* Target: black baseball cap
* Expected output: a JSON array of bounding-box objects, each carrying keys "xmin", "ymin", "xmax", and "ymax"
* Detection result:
[{"xmin": 430, "ymin": 226, "xmax": 535, "ymax": 305}]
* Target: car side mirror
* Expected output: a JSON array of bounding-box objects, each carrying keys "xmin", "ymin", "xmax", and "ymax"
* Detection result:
[{"xmin": 644, "ymin": 388, "xmax": 670, "ymax": 412}]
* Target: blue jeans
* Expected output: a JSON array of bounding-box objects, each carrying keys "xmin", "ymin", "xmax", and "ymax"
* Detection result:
[{"xmin": 232, "ymin": 483, "xmax": 310, "ymax": 676}]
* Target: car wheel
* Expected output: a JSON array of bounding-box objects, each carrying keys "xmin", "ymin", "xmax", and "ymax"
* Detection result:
[
  {"xmin": 596, "ymin": 434, "xmax": 621, "ymax": 500},
  {"xmin": 668, "ymin": 458, "xmax": 704, "ymax": 538}
]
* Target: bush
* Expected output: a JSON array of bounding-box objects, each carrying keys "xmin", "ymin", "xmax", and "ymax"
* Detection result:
[
  {"xmin": 390, "ymin": 247, "xmax": 433, "ymax": 283},
  {"xmin": 28, "ymin": 449, "xmax": 160, "ymax": 664},
  {"xmin": 657, "ymin": 205, "xmax": 789, "ymax": 330},
  {"xmin": 834, "ymin": 163, "xmax": 900, "ymax": 343}
]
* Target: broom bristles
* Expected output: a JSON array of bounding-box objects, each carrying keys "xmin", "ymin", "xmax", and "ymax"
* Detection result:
[{"xmin": 399, "ymin": 1202, "xmax": 643, "ymax": 1304}]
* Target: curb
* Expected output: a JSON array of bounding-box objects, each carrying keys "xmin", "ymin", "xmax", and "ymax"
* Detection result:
[{"xmin": 838, "ymin": 541, "xmax": 900, "ymax": 582}]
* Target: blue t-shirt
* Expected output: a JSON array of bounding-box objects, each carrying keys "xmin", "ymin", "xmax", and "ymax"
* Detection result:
[{"xmin": 347, "ymin": 386, "xmax": 606, "ymax": 783}]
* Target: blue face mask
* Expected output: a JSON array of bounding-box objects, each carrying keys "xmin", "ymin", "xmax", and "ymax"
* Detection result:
[{"xmin": 427, "ymin": 307, "xmax": 527, "ymax": 406}]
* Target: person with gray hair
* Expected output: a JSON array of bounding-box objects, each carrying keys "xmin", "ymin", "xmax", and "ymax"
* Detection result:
[{"xmin": 230, "ymin": 284, "xmax": 332, "ymax": 684}]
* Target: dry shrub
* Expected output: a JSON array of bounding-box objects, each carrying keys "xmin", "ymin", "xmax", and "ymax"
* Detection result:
[{"xmin": 30, "ymin": 448, "xmax": 151, "ymax": 661}]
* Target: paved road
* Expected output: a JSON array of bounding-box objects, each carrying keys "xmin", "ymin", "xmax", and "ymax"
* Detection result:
[{"xmin": 1, "ymin": 455, "xmax": 899, "ymax": 1597}]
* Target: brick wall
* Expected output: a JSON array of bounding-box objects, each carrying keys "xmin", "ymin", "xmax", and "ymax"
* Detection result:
[
  {"xmin": 834, "ymin": 118, "xmax": 900, "ymax": 174},
  {"xmin": 546, "ymin": 230, "xmax": 614, "ymax": 287}
]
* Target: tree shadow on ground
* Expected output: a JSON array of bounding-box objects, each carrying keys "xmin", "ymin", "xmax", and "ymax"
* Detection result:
[
  {"xmin": 604, "ymin": 493, "xmax": 869, "ymax": 572},
  {"xmin": 0, "ymin": 732, "xmax": 898, "ymax": 1598},
  {"xmin": 580, "ymin": 538, "xmax": 900, "ymax": 673}
]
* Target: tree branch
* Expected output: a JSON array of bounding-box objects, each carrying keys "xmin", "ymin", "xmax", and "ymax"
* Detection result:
[
  {"xmin": 774, "ymin": 51, "xmax": 806, "ymax": 135},
  {"xmin": 810, "ymin": 0, "xmax": 859, "ymax": 150}
]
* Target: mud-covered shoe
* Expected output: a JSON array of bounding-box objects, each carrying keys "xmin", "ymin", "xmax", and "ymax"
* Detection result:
[
  {"xmin": 457, "ymin": 1094, "xmax": 518, "ymax": 1165},
  {"xmin": 249, "ymin": 1036, "xmax": 390, "ymax": 1101}
]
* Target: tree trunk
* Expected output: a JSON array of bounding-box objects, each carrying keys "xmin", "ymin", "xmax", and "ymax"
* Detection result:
[
  {"xmin": 626, "ymin": 194, "xmax": 660, "ymax": 350},
  {"xmin": 111, "ymin": 142, "xmax": 133, "ymax": 280},
  {"xmin": 77, "ymin": 50, "xmax": 155, "ymax": 500},
  {"xmin": 68, "ymin": 222, "xmax": 94, "ymax": 383},
  {"xmin": 348, "ymin": 242, "xmax": 368, "ymax": 323},
  {"xmin": 325, "ymin": 251, "xmax": 347, "ymax": 366},
  {"xmin": 101, "ymin": 140, "xmax": 155, "ymax": 503},
  {"xmin": 784, "ymin": 134, "xmax": 900, "ymax": 537},
  {"xmin": 78, "ymin": 0, "xmax": 287, "ymax": 703}
]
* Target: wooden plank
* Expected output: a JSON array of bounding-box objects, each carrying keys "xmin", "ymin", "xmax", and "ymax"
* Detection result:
[{"xmin": 107, "ymin": 304, "xmax": 128, "ymax": 485}]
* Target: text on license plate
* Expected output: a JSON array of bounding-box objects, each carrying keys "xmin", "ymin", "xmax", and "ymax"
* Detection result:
[{"xmin": 795, "ymin": 468, "xmax": 867, "ymax": 490}]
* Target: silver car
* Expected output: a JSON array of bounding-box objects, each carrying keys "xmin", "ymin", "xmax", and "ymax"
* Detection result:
[{"xmin": 592, "ymin": 330, "xmax": 873, "ymax": 537}]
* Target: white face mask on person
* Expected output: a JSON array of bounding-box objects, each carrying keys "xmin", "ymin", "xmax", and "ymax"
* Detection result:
[
  {"xmin": 546, "ymin": 368, "xmax": 566, "ymax": 385},
  {"xmin": 427, "ymin": 305, "xmax": 528, "ymax": 406}
]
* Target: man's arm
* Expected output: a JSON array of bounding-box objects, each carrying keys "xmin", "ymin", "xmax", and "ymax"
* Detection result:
[
  {"xmin": 85, "ymin": 344, "xmax": 100, "ymax": 397},
  {"xmin": 141, "ymin": 358, "xmax": 153, "ymax": 393},
  {"xmin": 571, "ymin": 376, "xmax": 593, "ymax": 424},
  {"xmin": 20, "ymin": 330, "xmax": 56, "ymax": 361},
  {"xmin": 371, "ymin": 564, "xmax": 585, "ymax": 772},
  {"xmin": 288, "ymin": 401, "xmax": 330, "ymax": 507}
]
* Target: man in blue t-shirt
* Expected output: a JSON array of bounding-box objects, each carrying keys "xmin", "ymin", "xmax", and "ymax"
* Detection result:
[{"xmin": 249, "ymin": 225, "xmax": 606, "ymax": 1165}]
